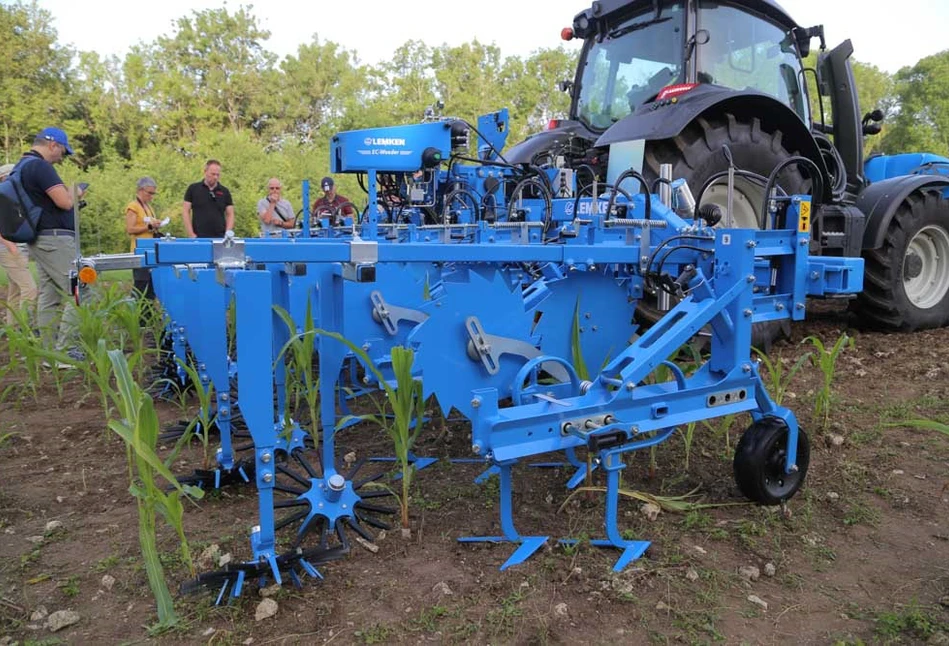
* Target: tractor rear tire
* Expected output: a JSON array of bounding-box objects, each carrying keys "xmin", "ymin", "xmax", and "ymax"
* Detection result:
[
  {"xmin": 852, "ymin": 188, "xmax": 949, "ymax": 330},
  {"xmin": 640, "ymin": 112, "xmax": 808, "ymax": 350}
]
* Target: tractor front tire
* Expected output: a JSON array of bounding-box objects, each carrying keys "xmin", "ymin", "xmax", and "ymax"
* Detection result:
[{"xmin": 853, "ymin": 188, "xmax": 949, "ymax": 330}]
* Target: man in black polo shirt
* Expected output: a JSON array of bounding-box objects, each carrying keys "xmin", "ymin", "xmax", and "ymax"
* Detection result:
[
  {"xmin": 183, "ymin": 159, "xmax": 235, "ymax": 238},
  {"xmin": 20, "ymin": 127, "xmax": 83, "ymax": 359}
]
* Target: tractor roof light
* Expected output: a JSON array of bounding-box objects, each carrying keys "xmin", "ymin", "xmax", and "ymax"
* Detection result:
[{"xmin": 561, "ymin": 27, "xmax": 574, "ymax": 41}]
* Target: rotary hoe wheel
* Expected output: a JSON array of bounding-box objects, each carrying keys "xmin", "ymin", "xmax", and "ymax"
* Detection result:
[{"xmin": 272, "ymin": 448, "xmax": 398, "ymax": 553}]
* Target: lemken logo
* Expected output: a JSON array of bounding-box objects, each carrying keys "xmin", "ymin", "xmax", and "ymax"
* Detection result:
[
  {"xmin": 564, "ymin": 200, "xmax": 610, "ymax": 217},
  {"xmin": 363, "ymin": 137, "xmax": 406, "ymax": 146}
]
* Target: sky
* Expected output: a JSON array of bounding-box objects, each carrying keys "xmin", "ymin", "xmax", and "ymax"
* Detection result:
[{"xmin": 20, "ymin": 0, "xmax": 949, "ymax": 75}]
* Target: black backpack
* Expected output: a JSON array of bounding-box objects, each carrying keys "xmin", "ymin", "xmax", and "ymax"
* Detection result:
[{"xmin": 0, "ymin": 156, "xmax": 44, "ymax": 243}]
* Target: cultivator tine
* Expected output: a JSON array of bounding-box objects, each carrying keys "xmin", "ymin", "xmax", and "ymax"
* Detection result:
[
  {"xmin": 274, "ymin": 508, "xmax": 310, "ymax": 532},
  {"xmin": 276, "ymin": 462, "xmax": 311, "ymax": 488},
  {"xmin": 215, "ymin": 579, "xmax": 230, "ymax": 606},
  {"xmin": 345, "ymin": 516, "xmax": 375, "ymax": 542},
  {"xmin": 355, "ymin": 511, "xmax": 391, "ymax": 531},
  {"xmin": 353, "ymin": 470, "xmax": 387, "ymax": 490},
  {"xmin": 355, "ymin": 502, "xmax": 397, "ymax": 515},
  {"xmin": 275, "ymin": 483, "xmax": 306, "ymax": 496},
  {"xmin": 357, "ymin": 489, "xmax": 394, "ymax": 500},
  {"xmin": 274, "ymin": 498, "xmax": 308, "ymax": 509},
  {"xmin": 344, "ymin": 456, "xmax": 368, "ymax": 480},
  {"xmin": 292, "ymin": 514, "xmax": 322, "ymax": 549},
  {"xmin": 292, "ymin": 448, "xmax": 321, "ymax": 478},
  {"xmin": 335, "ymin": 522, "xmax": 350, "ymax": 549}
]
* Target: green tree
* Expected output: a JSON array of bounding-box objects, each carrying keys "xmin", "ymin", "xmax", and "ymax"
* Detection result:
[
  {"xmin": 145, "ymin": 6, "xmax": 277, "ymax": 141},
  {"xmin": 0, "ymin": 1, "xmax": 76, "ymax": 161},
  {"xmin": 277, "ymin": 37, "xmax": 374, "ymax": 143},
  {"xmin": 881, "ymin": 50, "xmax": 949, "ymax": 157}
]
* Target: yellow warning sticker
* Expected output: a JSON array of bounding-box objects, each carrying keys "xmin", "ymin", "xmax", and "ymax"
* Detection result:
[{"xmin": 799, "ymin": 201, "xmax": 811, "ymax": 233}]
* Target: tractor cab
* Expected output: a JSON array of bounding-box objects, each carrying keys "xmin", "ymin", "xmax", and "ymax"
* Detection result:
[{"xmin": 571, "ymin": 0, "xmax": 811, "ymax": 132}]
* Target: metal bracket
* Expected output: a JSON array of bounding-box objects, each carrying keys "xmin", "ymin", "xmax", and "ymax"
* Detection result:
[
  {"xmin": 464, "ymin": 316, "xmax": 569, "ymax": 382},
  {"xmin": 350, "ymin": 237, "xmax": 379, "ymax": 263},
  {"xmin": 212, "ymin": 238, "xmax": 247, "ymax": 269},
  {"xmin": 706, "ymin": 388, "xmax": 748, "ymax": 408},
  {"xmin": 370, "ymin": 291, "xmax": 429, "ymax": 336}
]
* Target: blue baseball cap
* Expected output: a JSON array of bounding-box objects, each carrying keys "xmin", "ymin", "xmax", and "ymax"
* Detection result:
[{"xmin": 38, "ymin": 127, "xmax": 74, "ymax": 155}]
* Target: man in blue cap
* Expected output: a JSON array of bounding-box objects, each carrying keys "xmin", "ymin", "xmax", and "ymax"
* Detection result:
[
  {"xmin": 310, "ymin": 176, "xmax": 355, "ymax": 225},
  {"xmin": 18, "ymin": 127, "xmax": 84, "ymax": 362}
]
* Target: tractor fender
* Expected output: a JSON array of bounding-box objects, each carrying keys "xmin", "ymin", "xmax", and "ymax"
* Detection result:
[
  {"xmin": 505, "ymin": 121, "xmax": 597, "ymax": 165},
  {"xmin": 595, "ymin": 85, "xmax": 830, "ymax": 199},
  {"xmin": 857, "ymin": 174, "xmax": 949, "ymax": 250}
]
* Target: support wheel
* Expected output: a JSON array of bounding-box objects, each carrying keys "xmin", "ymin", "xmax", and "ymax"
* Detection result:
[
  {"xmin": 733, "ymin": 417, "xmax": 809, "ymax": 505},
  {"xmin": 853, "ymin": 189, "xmax": 949, "ymax": 330}
]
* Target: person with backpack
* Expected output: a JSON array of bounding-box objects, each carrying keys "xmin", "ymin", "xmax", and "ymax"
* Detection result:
[
  {"xmin": 16, "ymin": 127, "xmax": 84, "ymax": 361},
  {"xmin": 0, "ymin": 162, "xmax": 38, "ymax": 327}
]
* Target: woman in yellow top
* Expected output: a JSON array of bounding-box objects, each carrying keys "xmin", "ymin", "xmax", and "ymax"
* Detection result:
[{"xmin": 125, "ymin": 176, "xmax": 161, "ymax": 299}]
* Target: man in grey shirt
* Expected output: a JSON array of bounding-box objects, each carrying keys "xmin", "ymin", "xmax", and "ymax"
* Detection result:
[{"xmin": 257, "ymin": 177, "xmax": 295, "ymax": 236}]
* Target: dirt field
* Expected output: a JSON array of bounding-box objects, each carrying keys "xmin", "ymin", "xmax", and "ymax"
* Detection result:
[{"xmin": 1, "ymin": 300, "xmax": 948, "ymax": 645}]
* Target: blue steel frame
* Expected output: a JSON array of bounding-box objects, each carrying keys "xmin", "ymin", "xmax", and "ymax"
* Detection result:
[{"xmin": 142, "ymin": 192, "xmax": 863, "ymax": 580}]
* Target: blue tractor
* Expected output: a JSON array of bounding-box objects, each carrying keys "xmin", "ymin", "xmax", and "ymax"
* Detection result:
[{"xmin": 508, "ymin": 0, "xmax": 949, "ymax": 332}]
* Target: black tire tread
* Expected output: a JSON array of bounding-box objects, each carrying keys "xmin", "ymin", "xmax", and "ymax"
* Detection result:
[
  {"xmin": 733, "ymin": 417, "xmax": 810, "ymax": 505},
  {"xmin": 852, "ymin": 188, "xmax": 949, "ymax": 330}
]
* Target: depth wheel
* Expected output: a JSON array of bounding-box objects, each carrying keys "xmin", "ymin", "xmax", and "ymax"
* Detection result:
[{"xmin": 733, "ymin": 417, "xmax": 809, "ymax": 505}]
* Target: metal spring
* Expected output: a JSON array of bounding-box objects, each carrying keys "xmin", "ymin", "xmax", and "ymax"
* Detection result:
[
  {"xmin": 489, "ymin": 222, "xmax": 545, "ymax": 229},
  {"xmin": 604, "ymin": 219, "xmax": 669, "ymax": 228}
]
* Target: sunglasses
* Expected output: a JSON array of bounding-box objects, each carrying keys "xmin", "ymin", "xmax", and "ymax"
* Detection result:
[
  {"xmin": 143, "ymin": 190, "xmax": 157, "ymax": 195},
  {"xmin": 268, "ymin": 186, "xmax": 281, "ymax": 190}
]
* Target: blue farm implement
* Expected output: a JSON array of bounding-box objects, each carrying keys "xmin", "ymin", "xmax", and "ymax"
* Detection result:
[{"xmin": 74, "ymin": 101, "xmax": 867, "ymax": 601}]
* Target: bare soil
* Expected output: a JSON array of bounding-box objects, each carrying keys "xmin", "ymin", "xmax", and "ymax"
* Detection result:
[{"xmin": 2, "ymin": 300, "xmax": 949, "ymax": 645}]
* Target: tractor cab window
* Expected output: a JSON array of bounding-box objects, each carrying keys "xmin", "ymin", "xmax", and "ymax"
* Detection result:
[
  {"xmin": 696, "ymin": 2, "xmax": 810, "ymax": 123},
  {"xmin": 575, "ymin": 2, "xmax": 686, "ymax": 131}
]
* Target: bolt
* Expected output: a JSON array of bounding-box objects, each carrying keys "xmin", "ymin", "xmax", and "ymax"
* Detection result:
[
  {"xmin": 221, "ymin": 393, "xmax": 229, "ymax": 401},
  {"xmin": 775, "ymin": 303, "xmax": 785, "ymax": 311},
  {"xmin": 810, "ymin": 271, "xmax": 820, "ymax": 280},
  {"xmin": 342, "ymin": 504, "xmax": 348, "ymax": 509},
  {"xmin": 362, "ymin": 343, "xmax": 371, "ymax": 351},
  {"xmin": 472, "ymin": 442, "xmax": 483, "ymax": 454},
  {"xmin": 318, "ymin": 502, "xmax": 324, "ymax": 508},
  {"xmin": 584, "ymin": 313, "xmax": 592, "ymax": 319},
  {"xmin": 262, "ymin": 472, "xmax": 273, "ymax": 483},
  {"xmin": 743, "ymin": 308, "xmax": 753, "ymax": 317},
  {"xmin": 746, "ymin": 240, "xmax": 757, "ymax": 248},
  {"xmin": 591, "ymin": 325, "xmax": 598, "ymax": 331},
  {"xmin": 362, "ymin": 376, "xmax": 371, "ymax": 385},
  {"xmin": 795, "ymin": 302, "xmax": 805, "ymax": 310},
  {"xmin": 625, "ymin": 381, "xmax": 635, "ymax": 391},
  {"xmin": 742, "ymin": 363, "xmax": 752, "ymax": 373},
  {"xmin": 471, "ymin": 398, "xmax": 481, "ymax": 409},
  {"xmin": 746, "ymin": 275, "xmax": 756, "ymax": 283},
  {"xmin": 789, "ymin": 464, "xmax": 800, "ymax": 473},
  {"xmin": 328, "ymin": 473, "xmax": 345, "ymax": 491},
  {"xmin": 261, "ymin": 452, "xmax": 272, "ymax": 464},
  {"xmin": 219, "ymin": 406, "xmax": 229, "ymax": 415}
]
